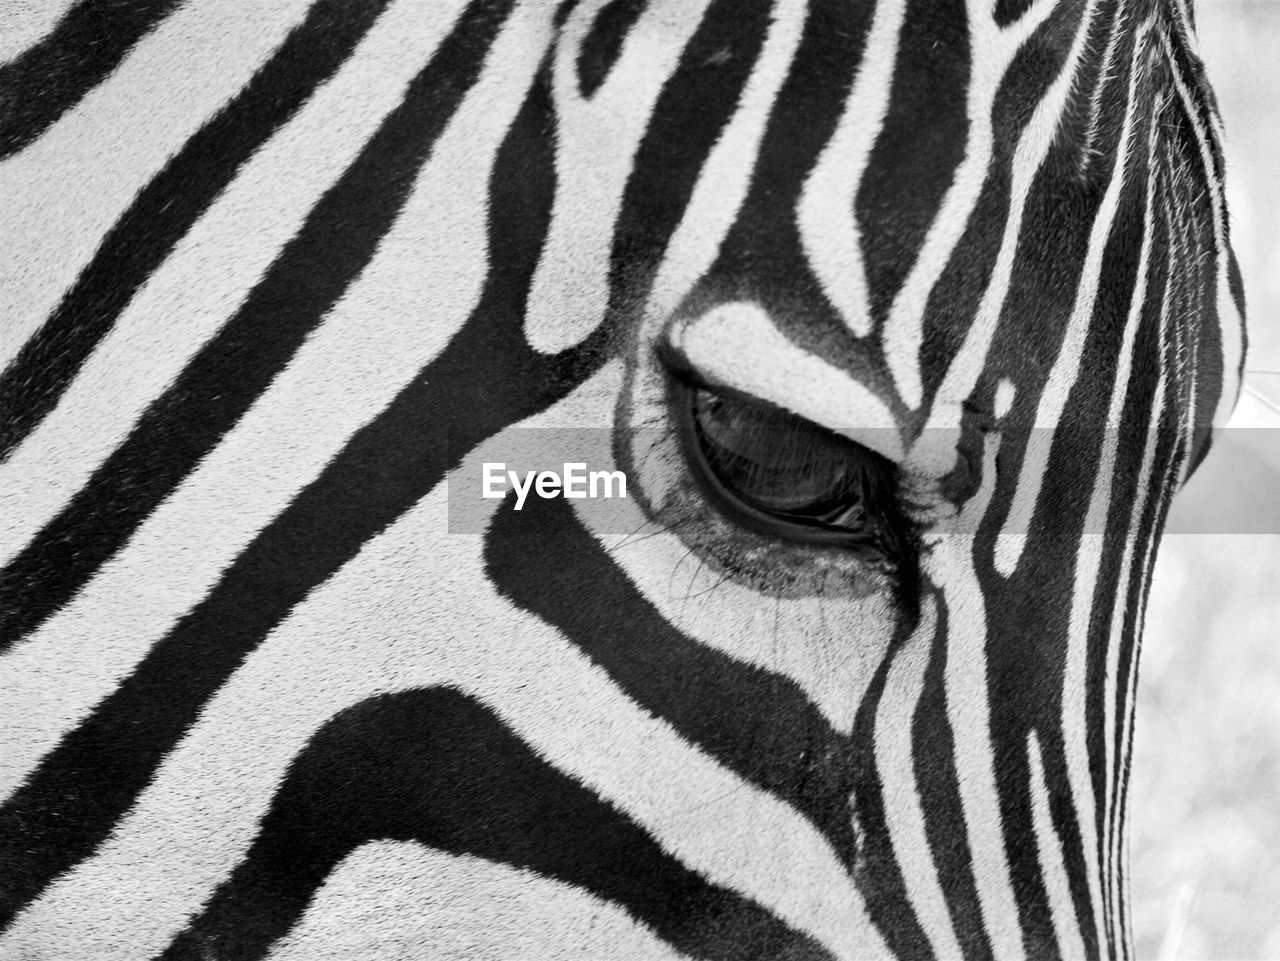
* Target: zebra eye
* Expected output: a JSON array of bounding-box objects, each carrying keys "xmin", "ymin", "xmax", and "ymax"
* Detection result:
[{"xmin": 682, "ymin": 384, "xmax": 905, "ymax": 552}]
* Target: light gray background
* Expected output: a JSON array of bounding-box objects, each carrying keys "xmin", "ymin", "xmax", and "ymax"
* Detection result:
[{"xmin": 1132, "ymin": 3, "xmax": 1280, "ymax": 957}]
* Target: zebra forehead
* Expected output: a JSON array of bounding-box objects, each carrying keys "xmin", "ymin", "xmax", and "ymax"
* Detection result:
[{"xmin": 554, "ymin": 0, "xmax": 1221, "ymax": 394}]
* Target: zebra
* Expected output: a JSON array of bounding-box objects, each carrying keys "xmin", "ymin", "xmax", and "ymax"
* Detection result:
[{"xmin": 0, "ymin": 0, "xmax": 1245, "ymax": 958}]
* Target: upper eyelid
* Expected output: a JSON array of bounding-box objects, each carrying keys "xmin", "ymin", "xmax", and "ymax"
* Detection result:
[{"xmin": 662, "ymin": 303, "xmax": 905, "ymax": 464}]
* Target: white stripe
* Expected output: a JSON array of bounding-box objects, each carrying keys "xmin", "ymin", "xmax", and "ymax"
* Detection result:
[
  {"xmin": 1168, "ymin": 0, "xmax": 1229, "ymax": 151},
  {"xmin": 883, "ymin": 0, "xmax": 1057, "ymax": 408},
  {"xmin": 926, "ymin": 434, "xmax": 1026, "ymax": 961},
  {"xmin": 1080, "ymin": 6, "xmax": 1128, "ymax": 171},
  {"xmin": 874, "ymin": 596, "xmax": 965, "ymax": 961},
  {"xmin": 2, "ymin": 368, "xmax": 888, "ymax": 961},
  {"xmin": 994, "ymin": 23, "xmax": 1148, "ymax": 576},
  {"xmin": 995, "ymin": 378, "xmax": 1018, "ymax": 420},
  {"xmin": 0, "ymin": 0, "xmax": 315, "ymax": 371},
  {"xmin": 523, "ymin": 0, "xmax": 713, "ymax": 354},
  {"xmin": 1095, "ymin": 106, "xmax": 1159, "ymax": 943},
  {"xmin": 1151, "ymin": 137, "xmax": 1201, "ymax": 487},
  {"xmin": 0, "ymin": 3, "xmax": 549, "ymax": 803},
  {"xmin": 643, "ymin": 0, "xmax": 809, "ymax": 331},
  {"xmin": 0, "ymin": 0, "xmax": 468, "ymax": 572},
  {"xmin": 911, "ymin": 0, "xmax": 1099, "ymax": 479},
  {"xmin": 1159, "ymin": 30, "xmax": 1245, "ymax": 431},
  {"xmin": 1105, "ymin": 280, "xmax": 1174, "ymax": 952},
  {"xmin": 796, "ymin": 0, "xmax": 907, "ymax": 338},
  {"xmin": 267, "ymin": 845, "xmax": 686, "ymax": 961},
  {"xmin": 1027, "ymin": 730, "xmax": 1089, "ymax": 959},
  {"xmin": 0, "ymin": 0, "xmax": 78, "ymax": 64},
  {"xmin": 667, "ymin": 302, "xmax": 904, "ymax": 462}
]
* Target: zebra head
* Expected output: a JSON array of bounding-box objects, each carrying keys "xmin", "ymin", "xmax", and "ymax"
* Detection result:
[
  {"xmin": 444, "ymin": 1, "xmax": 1244, "ymax": 958},
  {"xmin": 0, "ymin": 0, "xmax": 1244, "ymax": 959}
]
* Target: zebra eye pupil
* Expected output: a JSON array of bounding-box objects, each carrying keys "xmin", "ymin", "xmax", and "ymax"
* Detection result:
[{"xmin": 686, "ymin": 387, "xmax": 895, "ymax": 541}]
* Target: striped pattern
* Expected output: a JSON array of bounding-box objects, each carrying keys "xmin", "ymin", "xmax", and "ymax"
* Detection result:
[{"xmin": 0, "ymin": 1, "xmax": 1244, "ymax": 959}]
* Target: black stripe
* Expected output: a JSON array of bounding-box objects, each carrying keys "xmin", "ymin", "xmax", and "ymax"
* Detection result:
[
  {"xmin": 723, "ymin": 0, "xmax": 872, "ymax": 278},
  {"xmin": 858, "ymin": 0, "xmax": 968, "ymax": 327},
  {"xmin": 0, "ymin": 0, "xmax": 394, "ymax": 461},
  {"xmin": 983, "ymin": 700, "xmax": 1064, "ymax": 959},
  {"xmin": 916, "ymin": 145, "xmax": 1011, "ymax": 405},
  {"xmin": 912, "ymin": 601, "xmax": 996, "ymax": 961},
  {"xmin": 846, "ymin": 620, "xmax": 938, "ymax": 960},
  {"xmin": 993, "ymin": 0, "xmax": 1037, "ymax": 27},
  {"xmin": 1041, "ymin": 720, "xmax": 1097, "ymax": 959},
  {"xmin": 1226, "ymin": 246, "xmax": 1247, "ymax": 332},
  {"xmin": 486, "ymin": 493, "xmax": 935, "ymax": 957},
  {"xmin": 0, "ymin": 0, "xmax": 506, "ymax": 648},
  {"xmin": 160, "ymin": 689, "xmax": 832, "ymax": 961},
  {"xmin": 0, "ymin": 0, "xmax": 182, "ymax": 159},
  {"xmin": 577, "ymin": 0, "xmax": 651, "ymax": 98},
  {"xmin": 1186, "ymin": 215, "xmax": 1225, "ymax": 476}
]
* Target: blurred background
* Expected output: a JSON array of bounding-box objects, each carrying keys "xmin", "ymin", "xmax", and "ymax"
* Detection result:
[{"xmin": 1130, "ymin": 2, "xmax": 1280, "ymax": 958}]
